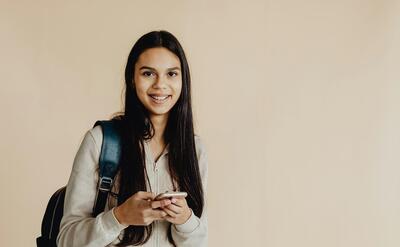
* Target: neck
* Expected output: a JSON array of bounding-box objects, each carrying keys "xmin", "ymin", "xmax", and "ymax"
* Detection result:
[{"xmin": 149, "ymin": 114, "xmax": 168, "ymax": 144}]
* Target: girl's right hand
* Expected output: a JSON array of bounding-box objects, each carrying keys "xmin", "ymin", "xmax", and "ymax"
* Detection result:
[{"xmin": 114, "ymin": 191, "xmax": 171, "ymax": 226}]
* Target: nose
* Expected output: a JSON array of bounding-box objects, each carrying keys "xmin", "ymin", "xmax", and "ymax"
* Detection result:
[{"xmin": 152, "ymin": 75, "xmax": 167, "ymax": 89}]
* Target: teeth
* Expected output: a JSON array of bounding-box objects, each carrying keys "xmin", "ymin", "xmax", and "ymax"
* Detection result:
[{"xmin": 150, "ymin": 95, "xmax": 169, "ymax": 101}]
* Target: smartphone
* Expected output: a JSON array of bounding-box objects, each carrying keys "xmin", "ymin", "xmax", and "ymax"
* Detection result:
[{"xmin": 154, "ymin": 191, "xmax": 187, "ymax": 200}]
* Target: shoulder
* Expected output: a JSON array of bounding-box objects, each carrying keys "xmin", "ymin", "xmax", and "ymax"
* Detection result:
[
  {"xmin": 69, "ymin": 126, "xmax": 102, "ymax": 174},
  {"xmin": 194, "ymin": 134, "xmax": 207, "ymax": 157},
  {"xmin": 87, "ymin": 125, "xmax": 103, "ymax": 156},
  {"xmin": 194, "ymin": 135, "xmax": 208, "ymax": 187},
  {"xmin": 194, "ymin": 135, "xmax": 208, "ymax": 170}
]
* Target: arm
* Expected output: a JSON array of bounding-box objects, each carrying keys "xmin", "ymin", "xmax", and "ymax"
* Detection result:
[
  {"xmin": 56, "ymin": 127, "xmax": 128, "ymax": 247},
  {"xmin": 170, "ymin": 136, "xmax": 209, "ymax": 247}
]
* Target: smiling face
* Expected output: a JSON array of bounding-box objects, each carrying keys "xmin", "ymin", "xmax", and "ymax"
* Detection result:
[{"xmin": 134, "ymin": 47, "xmax": 183, "ymax": 119}]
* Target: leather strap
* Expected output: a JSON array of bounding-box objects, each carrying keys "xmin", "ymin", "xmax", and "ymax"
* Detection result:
[{"xmin": 92, "ymin": 120, "xmax": 122, "ymax": 217}]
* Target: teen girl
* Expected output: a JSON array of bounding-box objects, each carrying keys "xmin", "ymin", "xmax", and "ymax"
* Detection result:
[{"xmin": 56, "ymin": 30, "xmax": 208, "ymax": 247}]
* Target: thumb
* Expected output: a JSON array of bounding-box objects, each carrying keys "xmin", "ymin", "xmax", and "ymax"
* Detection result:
[{"xmin": 134, "ymin": 191, "xmax": 155, "ymax": 200}]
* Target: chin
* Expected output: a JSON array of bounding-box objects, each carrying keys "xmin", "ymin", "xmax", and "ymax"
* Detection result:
[
  {"xmin": 146, "ymin": 106, "xmax": 170, "ymax": 115},
  {"xmin": 150, "ymin": 111, "xmax": 170, "ymax": 117}
]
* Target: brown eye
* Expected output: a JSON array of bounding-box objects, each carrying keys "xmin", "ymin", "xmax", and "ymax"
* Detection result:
[
  {"xmin": 168, "ymin": 71, "xmax": 178, "ymax": 77},
  {"xmin": 142, "ymin": 71, "xmax": 154, "ymax": 77}
]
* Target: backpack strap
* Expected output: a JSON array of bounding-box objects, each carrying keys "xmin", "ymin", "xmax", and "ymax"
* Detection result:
[{"xmin": 92, "ymin": 119, "xmax": 122, "ymax": 217}]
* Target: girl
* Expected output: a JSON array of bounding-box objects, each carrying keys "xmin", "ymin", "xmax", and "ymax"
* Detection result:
[{"xmin": 56, "ymin": 30, "xmax": 208, "ymax": 247}]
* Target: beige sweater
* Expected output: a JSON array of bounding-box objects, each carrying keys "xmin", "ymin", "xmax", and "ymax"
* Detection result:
[{"xmin": 56, "ymin": 125, "xmax": 208, "ymax": 247}]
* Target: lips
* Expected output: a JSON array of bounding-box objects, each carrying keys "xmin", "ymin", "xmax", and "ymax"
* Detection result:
[
  {"xmin": 149, "ymin": 95, "xmax": 169, "ymax": 100},
  {"xmin": 148, "ymin": 94, "xmax": 171, "ymax": 104}
]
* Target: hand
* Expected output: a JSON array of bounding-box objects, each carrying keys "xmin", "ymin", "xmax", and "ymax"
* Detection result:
[
  {"xmin": 160, "ymin": 197, "xmax": 192, "ymax": 225},
  {"xmin": 114, "ymin": 191, "xmax": 171, "ymax": 226}
]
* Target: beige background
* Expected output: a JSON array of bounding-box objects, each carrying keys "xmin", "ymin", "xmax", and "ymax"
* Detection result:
[{"xmin": 1, "ymin": 0, "xmax": 400, "ymax": 246}]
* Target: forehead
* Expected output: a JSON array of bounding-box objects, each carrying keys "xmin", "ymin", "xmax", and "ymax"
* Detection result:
[{"xmin": 136, "ymin": 47, "xmax": 181, "ymax": 69}]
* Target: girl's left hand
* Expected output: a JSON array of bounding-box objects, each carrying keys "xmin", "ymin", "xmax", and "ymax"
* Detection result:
[{"xmin": 160, "ymin": 197, "xmax": 192, "ymax": 225}]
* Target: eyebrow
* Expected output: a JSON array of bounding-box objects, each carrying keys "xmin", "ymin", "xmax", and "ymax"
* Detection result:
[{"xmin": 139, "ymin": 66, "xmax": 181, "ymax": 71}]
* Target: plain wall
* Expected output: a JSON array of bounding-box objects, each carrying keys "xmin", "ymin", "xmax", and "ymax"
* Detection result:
[{"xmin": 1, "ymin": 0, "xmax": 400, "ymax": 246}]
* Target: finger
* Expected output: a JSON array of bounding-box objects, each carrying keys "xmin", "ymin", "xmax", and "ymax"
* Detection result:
[
  {"xmin": 151, "ymin": 209, "xmax": 168, "ymax": 220},
  {"xmin": 171, "ymin": 197, "xmax": 186, "ymax": 207},
  {"xmin": 134, "ymin": 191, "xmax": 155, "ymax": 200},
  {"xmin": 163, "ymin": 215, "xmax": 175, "ymax": 223},
  {"xmin": 162, "ymin": 207, "xmax": 177, "ymax": 218},
  {"xmin": 151, "ymin": 199, "xmax": 171, "ymax": 209},
  {"xmin": 164, "ymin": 204, "xmax": 182, "ymax": 214}
]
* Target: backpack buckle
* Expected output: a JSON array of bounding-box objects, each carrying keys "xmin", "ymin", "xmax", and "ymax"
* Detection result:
[{"xmin": 99, "ymin": 177, "xmax": 113, "ymax": 192}]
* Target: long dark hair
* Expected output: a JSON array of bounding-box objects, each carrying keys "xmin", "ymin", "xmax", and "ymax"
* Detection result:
[{"xmin": 110, "ymin": 30, "xmax": 204, "ymax": 246}]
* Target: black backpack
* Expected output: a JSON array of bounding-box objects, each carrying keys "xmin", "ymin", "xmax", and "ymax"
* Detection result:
[{"xmin": 36, "ymin": 120, "xmax": 122, "ymax": 247}]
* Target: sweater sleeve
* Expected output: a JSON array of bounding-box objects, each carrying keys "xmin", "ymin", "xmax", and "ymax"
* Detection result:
[
  {"xmin": 56, "ymin": 127, "xmax": 128, "ymax": 247},
  {"xmin": 171, "ymin": 136, "xmax": 209, "ymax": 247}
]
